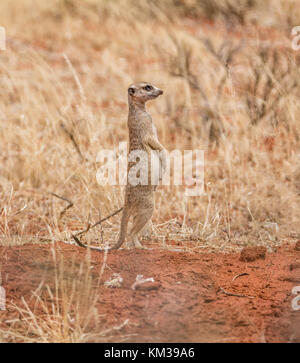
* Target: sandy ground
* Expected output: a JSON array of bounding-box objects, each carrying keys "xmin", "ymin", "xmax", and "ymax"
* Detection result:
[{"xmin": 1, "ymin": 241, "xmax": 299, "ymax": 342}]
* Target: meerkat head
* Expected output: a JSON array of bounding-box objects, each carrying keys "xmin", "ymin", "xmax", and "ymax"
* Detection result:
[{"xmin": 128, "ymin": 82, "xmax": 163, "ymax": 104}]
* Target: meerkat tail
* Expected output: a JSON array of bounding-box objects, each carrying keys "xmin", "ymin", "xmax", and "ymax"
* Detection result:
[
  {"xmin": 111, "ymin": 207, "xmax": 129, "ymax": 250},
  {"xmin": 72, "ymin": 234, "xmax": 106, "ymax": 251},
  {"xmin": 72, "ymin": 207, "xmax": 129, "ymax": 251}
]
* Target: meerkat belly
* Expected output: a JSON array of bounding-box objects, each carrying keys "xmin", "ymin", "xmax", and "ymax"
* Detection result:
[
  {"xmin": 126, "ymin": 184, "xmax": 154, "ymax": 209},
  {"xmin": 127, "ymin": 142, "xmax": 152, "ymax": 188}
]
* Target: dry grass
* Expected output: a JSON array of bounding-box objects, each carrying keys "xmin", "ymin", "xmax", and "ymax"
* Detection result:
[
  {"xmin": 0, "ymin": 248, "xmax": 130, "ymax": 343},
  {"xmin": 1, "ymin": 250, "xmax": 99, "ymax": 342},
  {"xmin": 0, "ymin": 0, "xmax": 300, "ymax": 342}
]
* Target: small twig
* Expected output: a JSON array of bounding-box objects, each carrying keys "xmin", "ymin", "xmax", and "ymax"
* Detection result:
[
  {"xmin": 50, "ymin": 192, "xmax": 123, "ymax": 249},
  {"xmin": 232, "ymin": 273, "xmax": 249, "ymax": 282},
  {"xmin": 50, "ymin": 192, "xmax": 74, "ymax": 220},
  {"xmin": 218, "ymin": 287, "xmax": 254, "ymax": 299},
  {"xmin": 71, "ymin": 207, "xmax": 124, "ymax": 249},
  {"xmin": 75, "ymin": 207, "xmax": 123, "ymax": 238},
  {"xmin": 60, "ymin": 121, "xmax": 86, "ymax": 161}
]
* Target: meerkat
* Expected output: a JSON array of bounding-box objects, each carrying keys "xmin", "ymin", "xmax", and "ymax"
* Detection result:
[{"xmin": 74, "ymin": 82, "xmax": 166, "ymax": 251}]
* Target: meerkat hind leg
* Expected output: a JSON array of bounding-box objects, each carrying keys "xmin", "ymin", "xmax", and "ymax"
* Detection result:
[
  {"xmin": 141, "ymin": 220, "xmax": 152, "ymax": 239},
  {"xmin": 130, "ymin": 209, "xmax": 153, "ymax": 249}
]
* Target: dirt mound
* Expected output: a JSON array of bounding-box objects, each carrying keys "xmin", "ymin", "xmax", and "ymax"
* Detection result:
[
  {"xmin": 0, "ymin": 242, "xmax": 299, "ymax": 342},
  {"xmin": 240, "ymin": 246, "xmax": 267, "ymax": 262}
]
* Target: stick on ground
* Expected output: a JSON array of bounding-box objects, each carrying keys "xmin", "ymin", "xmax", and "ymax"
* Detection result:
[
  {"xmin": 50, "ymin": 192, "xmax": 74, "ymax": 220},
  {"xmin": 218, "ymin": 286, "xmax": 254, "ymax": 299}
]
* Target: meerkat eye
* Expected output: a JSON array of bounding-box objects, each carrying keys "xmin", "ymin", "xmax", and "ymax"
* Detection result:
[
  {"xmin": 144, "ymin": 85, "xmax": 153, "ymax": 91},
  {"xmin": 128, "ymin": 87, "xmax": 135, "ymax": 95}
]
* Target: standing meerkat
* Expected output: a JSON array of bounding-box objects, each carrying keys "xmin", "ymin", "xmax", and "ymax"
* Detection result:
[{"xmin": 75, "ymin": 82, "xmax": 166, "ymax": 251}]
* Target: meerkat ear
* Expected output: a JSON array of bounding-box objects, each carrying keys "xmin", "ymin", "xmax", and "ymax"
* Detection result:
[{"xmin": 128, "ymin": 87, "xmax": 135, "ymax": 96}]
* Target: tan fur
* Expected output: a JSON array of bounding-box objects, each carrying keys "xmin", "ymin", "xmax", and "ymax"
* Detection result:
[
  {"xmin": 75, "ymin": 82, "xmax": 166, "ymax": 251},
  {"xmin": 116, "ymin": 81, "xmax": 166, "ymax": 249}
]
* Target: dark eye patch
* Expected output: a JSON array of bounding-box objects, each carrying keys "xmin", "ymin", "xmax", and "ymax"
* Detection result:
[{"xmin": 144, "ymin": 85, "xmax": 153, "ymax": 91}]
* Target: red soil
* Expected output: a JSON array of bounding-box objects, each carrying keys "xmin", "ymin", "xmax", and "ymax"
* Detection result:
[{"xmin": 0, "ymin": 242, "xmax": 299, "ymax": 342}]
